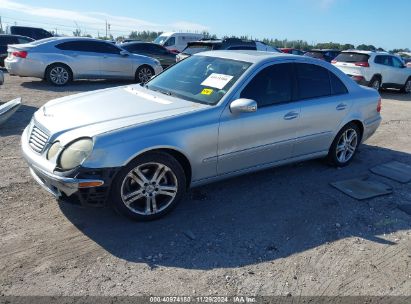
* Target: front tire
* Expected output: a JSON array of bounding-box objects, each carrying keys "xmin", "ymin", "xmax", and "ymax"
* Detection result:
[
  {"xmin": 400, "ymin": 77, "xmax": 411, "ymax": 94},
  {"xmin": 328, "ymin": 123, "xmax": 361, "ymax": 167},
  {"xmin": 46, "ymin": 63, "xmax": 72, "ymax": 86},
  {"xmin": 111, "ymin": 152, "xmax": 186, "ymax": 221},
  {"xmin": 135, "ymin": 65, "xmax": 154, "ymax": 84}
]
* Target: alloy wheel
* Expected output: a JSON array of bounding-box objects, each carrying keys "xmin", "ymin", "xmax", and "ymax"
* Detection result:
[
  {"xmin": 336, "ymin": 128, "xmax": 358, "ymax": 163},
  {"xmin": 405, "ymin": 80, "xmax": 411, "ymax": 93},
  {"xmin": 50, "ymin": 66, "xmax": 69, "ymax": 85},
  {"xmin": 371, "ymin": 79, "xmax": 380, "ymax": 90},
  {"xmin": 138, "ymin": 67, "xmax": 153, "ymax": 83},
  {"xmin": 120, "ymin": 162, "xmax": 178, "ymax": 216}
]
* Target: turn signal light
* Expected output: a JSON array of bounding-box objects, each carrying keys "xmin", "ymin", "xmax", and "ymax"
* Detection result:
[{"xmin": 78, "ymin": 181, "xmax": 104, "ymax": 188}]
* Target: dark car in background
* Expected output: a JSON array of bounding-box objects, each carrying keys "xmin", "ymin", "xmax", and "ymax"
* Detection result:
[
  {"xmin": 279, "ymin": 48, "xmax": 305, "ymax": 55},
  {"xmin": 176, "ymin": 38, "xmax": 280, "ymax": 62},
  {"xmin": 7, "ymin": 26, "xmax": 53, "ymax": 41},
  {"xmin": 0, "ymin": 34, "xmax": 34, "ymax": 66},
  {"xmin": 304, "ymin": 49, "xmax": 340, "ymax": 62},
  {"xmin": 120, "ymin": 42, "xmax": 177, "ymax": 69}
]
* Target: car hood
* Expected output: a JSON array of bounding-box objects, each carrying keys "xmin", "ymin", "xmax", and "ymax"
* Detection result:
[{"xmin": 33, "ymin": 85, "xmax": 209, "ymax": 141}]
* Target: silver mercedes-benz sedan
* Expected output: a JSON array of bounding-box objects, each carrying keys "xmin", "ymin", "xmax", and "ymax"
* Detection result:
[
  {"xmin": 5, "ymin": 37, "xmax": 163, "ymax": 86},
  {"xmin": 21, "ymin": 51, "xmax": 382, "ymax": 221}
]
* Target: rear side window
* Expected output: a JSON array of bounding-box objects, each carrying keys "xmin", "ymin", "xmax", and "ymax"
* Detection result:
[
  {"xmin": 56, "ymin": 41, "xmax": 120, "ymax": 54},
  {"xmin": 335, "ymin": 52, "xmax": 370, "ymax": 63},
  {"xmin": 329, "ymin": 72, "xmax": 348, "ymax": 95},
  {"xmin": 241, "ymin": 63, "xmax": 293, "ymax": 107},
  {"xmin": 296, "ymin": 63, "xmax": 331, "ymax": 100}
]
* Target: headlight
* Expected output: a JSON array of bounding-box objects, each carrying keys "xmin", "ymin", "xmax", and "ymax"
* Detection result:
[
  {"xmin": 47, "ymin": 141, "xmax": 61, "ymax": 160},
  {"xmin": 58, "ymin": 138, "xmax": 93, "ymax": 170}
]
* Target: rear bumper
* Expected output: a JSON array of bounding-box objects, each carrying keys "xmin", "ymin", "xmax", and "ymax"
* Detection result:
[
  {"xmin": 363, "ymin": 115, "xmax": 382, "ymax": 142},
  {"xmin": 4, "ymin": 58, "xmax": 44, "ymax": 78}
]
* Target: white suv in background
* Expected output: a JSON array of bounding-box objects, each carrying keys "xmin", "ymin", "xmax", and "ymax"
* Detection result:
[{"xmin": 332, "ymin": 50, "xmax": 411, "ymax": 93}]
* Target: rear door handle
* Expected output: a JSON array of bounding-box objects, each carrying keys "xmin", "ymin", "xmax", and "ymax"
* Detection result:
[
  {"xmin": 336, "ymin": 103, "xmax": 348, "ymax": 111},
  {"xmin": 283, "ymin": 111, "xmax": 299, "ymax": 120}
]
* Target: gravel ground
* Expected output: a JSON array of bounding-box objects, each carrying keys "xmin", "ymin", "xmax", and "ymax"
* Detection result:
[{"xmin": 0, "ymin": 73, "xmax": 411, "ymax": 296}]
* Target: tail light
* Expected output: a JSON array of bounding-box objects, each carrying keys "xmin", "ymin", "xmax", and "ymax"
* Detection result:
[
  {"xmin": 331, "ymin": 60, "xmax": 337, "ymax": 64},
  {"xmin": 355, "ymin": 62, "xmax": 369, "ymax": 67},
  {"xmin": 12, "ymin": 51, "xmax": 28, "ymax": 58},
  {"xmin": 377, "ymin": 97, "xmax": 382, "ymax": 113}
]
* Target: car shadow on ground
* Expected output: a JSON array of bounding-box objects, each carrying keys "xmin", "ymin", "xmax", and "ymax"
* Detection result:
[
  {"xmin": 380, "ymin": 90, "xmax": 411, "ymax": 102},
  {"xmin": 0, "ymin": 104, "xmax": 37, "ymax": 136},
  {"xmin": 60, "ymin": 144, "xmax": 411, "ymax": 270},
  {"xmin": 20, "ymin": 79, "xmax": 135, "ymax": 93}
]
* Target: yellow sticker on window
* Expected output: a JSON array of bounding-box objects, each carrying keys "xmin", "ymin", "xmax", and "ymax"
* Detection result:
[{"xmin": 201, "ymin": 88, "xmax": 213, "ymax": 95}]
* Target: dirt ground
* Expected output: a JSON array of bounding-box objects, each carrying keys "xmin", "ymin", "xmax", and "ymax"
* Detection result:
[{"xmin": 0, "ymin": 73, "xmax": 411, "ymax": 296}]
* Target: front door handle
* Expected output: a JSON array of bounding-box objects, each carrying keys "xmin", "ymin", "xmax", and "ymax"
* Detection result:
[
  {"xmin": 283, "ymin": 111, "xmax": 299, "ymax": 120},
  {"xmin": 336, "ymin": 103, "xmax": 348, "ymax": 111}
]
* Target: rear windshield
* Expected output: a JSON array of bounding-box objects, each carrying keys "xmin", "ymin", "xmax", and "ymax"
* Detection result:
[
  {"xmin": 334, "ymin": 52, "xmax": 370, "ymax": 63},
  {"xmin": 304, "ymin": 51, "xmax": 324, "ymax": 59},
  {"xmin": 182, "ymin": 44, "xmax": 216, "ymax": 55}
]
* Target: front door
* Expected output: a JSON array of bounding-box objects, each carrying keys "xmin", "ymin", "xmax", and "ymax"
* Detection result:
[{"xmin": 217, "ymin": 63, "xmax": 300, "ymax": 174}]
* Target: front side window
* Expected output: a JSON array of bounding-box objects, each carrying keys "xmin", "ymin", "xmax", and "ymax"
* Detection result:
[
  {"xmin": 240, "ymin": 63, "xmax": 293, "ymax": 107},
  {"xmin": 391, "ymin": 56, "xmax": 404, "ymax": 68},
  {"xmin": 146, "ymin": 55, "xmax": 252, "ymax": 105},
  {"xmin": 163, "ymin": 37, "xmax": 176, "ymax": 47},
  {"xmin": 296, "ymin": 63, "xmax": 331, "ymax": 100},
  {"xmin": 153, "ymin": 35, "xmax": 168, "ymax": 45}
]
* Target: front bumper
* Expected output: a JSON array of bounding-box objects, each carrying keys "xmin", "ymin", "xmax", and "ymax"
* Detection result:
[{"xmin": 22, "ymin": 125, "xmax": 120, "ymax": 206}]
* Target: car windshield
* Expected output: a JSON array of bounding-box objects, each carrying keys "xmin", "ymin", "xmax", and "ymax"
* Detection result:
[
  {"xmin": 182, "ymin": 44, "xmax": 215, "ymax": 55},
  {"xmin": 146, "ymin": 55, "xmax": 252, "ymax": 105},
  {"xmin": 29, "ymin": 37, "xmax": 59, "ymax": 46},
  {"xmin": 153, "ymin": 35, "xmax": 168, "ymax": 45}
]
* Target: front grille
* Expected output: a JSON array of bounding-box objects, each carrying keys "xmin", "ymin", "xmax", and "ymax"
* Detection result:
[{"xmin": 29, "ymin": 125, "xmax": 50, "ymax": 153}]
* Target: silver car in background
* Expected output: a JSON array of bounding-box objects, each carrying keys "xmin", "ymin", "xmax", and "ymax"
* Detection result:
[
  {"xmin": 21, "ymin": 51, "xmax": 382, "ymax": 221},
  {"xmin": 5, "ymin": 37, "xmax": 163, "ymax": 86}
]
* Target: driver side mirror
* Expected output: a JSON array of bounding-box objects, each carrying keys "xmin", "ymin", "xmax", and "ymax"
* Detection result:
[
  {"xmin": 230, "ymin": 98, "xmax": 257, "ymax": 114},
  {"xmin": 120, "ymin": 50, "xmax": 129, "ymax": 56}
]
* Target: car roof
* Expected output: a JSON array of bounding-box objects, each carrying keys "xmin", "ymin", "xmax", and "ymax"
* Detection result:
[
  {"xmin": 341, "ymin": 50, "xmax": 389, "ymax": 55},
  {"xmin": 195, "ymin": 50, "xmax": 300, "ymax": 63},
  {"xmin": 0, "ymin": 34, "xmax": 34, "ymax": 40}
]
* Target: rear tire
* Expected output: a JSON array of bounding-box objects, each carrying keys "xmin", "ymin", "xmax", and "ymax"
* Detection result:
[
  {"xmin": 400, "ymin": 77, "xmax": 411, "ymax": 94},
  {"xmin": 111, "ymin": 152, "xmax": 186, "ymax": 221},
  {"xmin": 135, "ymin": 65, "xmax": 154, "ymax": 84},
  {"xmin": 327, "ymin": 123, "xmax": 361, "ymax": 167},
  {"xmin": 46, "ymin": 63, "xmax": 72, "ymax": 86},
  {"xmin": 369, "ymin": 76, "xmax": 381, "ymax": 91}
]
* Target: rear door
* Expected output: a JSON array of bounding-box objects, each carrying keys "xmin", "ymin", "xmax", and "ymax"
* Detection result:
[
  {"xmin": 218, "ymin": 63, "xmax": 300, "ymax": 174},
  {"xmin": 293, "ymin": 63, "xmax": 351, "ymax": 156},
  {"xmin": 55, "ymin": 41, "xmax": 101, "ymax": 78}
]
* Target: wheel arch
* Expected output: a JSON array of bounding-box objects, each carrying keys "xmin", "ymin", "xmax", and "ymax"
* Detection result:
[
  {"xmin": 124, "ymin": 146, "xmax": 192, "ymax": 188},
  {"xmin": 44, "ymin": 62, "xmax": 73, "ymax": 79}
]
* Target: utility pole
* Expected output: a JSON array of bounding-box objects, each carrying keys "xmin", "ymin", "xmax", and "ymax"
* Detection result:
[
  {"xmin": 105, "ymin": 20, "xmax": 108, "ymax": 38},
  {"xmin": 0, "ymin": 16, "xmax": 3, "ymax": 34}
]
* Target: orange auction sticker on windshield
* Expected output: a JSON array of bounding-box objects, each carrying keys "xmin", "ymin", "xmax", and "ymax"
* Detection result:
[{"xmin": 201, "ymin": 88, "xmax": 213, "ymax": 95}]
